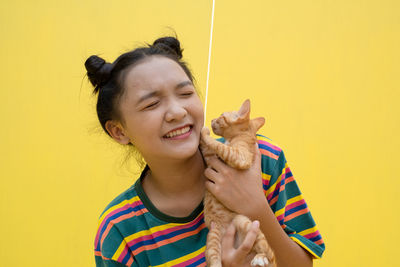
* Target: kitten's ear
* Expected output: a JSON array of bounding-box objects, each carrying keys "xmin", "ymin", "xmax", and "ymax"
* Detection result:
[
  {"xmin": 238, "ymin": 99, "xmax": 251, "ymax": 121},
  {"xmin": 251, "ymin": 117, "xmax": 265, "ymax": 132}
]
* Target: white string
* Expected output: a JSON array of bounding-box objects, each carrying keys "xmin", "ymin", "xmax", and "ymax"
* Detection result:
[{"xmin": 204, "ymin": 0, "xmax": 215, "ymax": 125}]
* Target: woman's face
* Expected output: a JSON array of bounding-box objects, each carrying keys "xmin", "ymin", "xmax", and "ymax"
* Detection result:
[{"xmin": 117, "ymin": 56, "xmax": 204, "ymax": 163}]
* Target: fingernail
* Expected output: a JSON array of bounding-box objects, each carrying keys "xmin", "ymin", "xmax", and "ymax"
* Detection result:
[
  {"xmin": 210, "ymin": 222, "xmax": 215, "ymax": 229},
  {"xmin": 253, "ymin": 220, "xmax": 260, "ymax": 228}
]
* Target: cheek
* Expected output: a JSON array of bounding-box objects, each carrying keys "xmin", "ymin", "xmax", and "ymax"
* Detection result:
[
  {"xmin": 126, "ymin": 115, "xmax": 160, "ymax": 142},
  {"xmin": 129, "ymin": 123, "xmax": 160, "ymax": 156},
  {"xmin": 189, "ymin": 97, "xmax": 204, "ymax": 124}
]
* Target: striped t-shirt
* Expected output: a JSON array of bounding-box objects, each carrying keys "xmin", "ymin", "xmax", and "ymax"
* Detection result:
[{"xmin": 94, "ymin": 135, "xmax": 325, "ymax": 266}]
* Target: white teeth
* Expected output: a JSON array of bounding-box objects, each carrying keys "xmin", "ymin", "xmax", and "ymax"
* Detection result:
[{"xmin": 165, "ymin": 126, "xmax": 190, "ymax": 138}]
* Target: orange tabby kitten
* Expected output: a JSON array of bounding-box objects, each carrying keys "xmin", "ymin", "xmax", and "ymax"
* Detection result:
[{"xmin": 200, "ymin": 99, "xmax": 276, "ymax": 267}]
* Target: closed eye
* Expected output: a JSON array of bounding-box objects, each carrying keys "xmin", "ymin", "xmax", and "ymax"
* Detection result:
[
  {"xmin": 180, "ymin": 91, "xmax": 194, "ymax": 96},
  {"xmin": 144, "ymin": 101, "xmax": 159, "ymax": 110}
]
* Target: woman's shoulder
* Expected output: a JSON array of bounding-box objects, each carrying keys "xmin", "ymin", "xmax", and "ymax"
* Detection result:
[
  {"xmin": 94, "ymin": 176, "xmax": 148, "ymax": 260},
  {"xmin": 97, "ymin": 166, "xmax": 150, "ymax": 221},
  {"xmin": 98, "ymin": 183, "xmax": 139, "ymax": 219},
  {"xmin": 256, "ymin": 134, "xmax": 284, "ymax": 160},
  {"xmin": 256, "ymin": 134, "xmax": 286, "ymax": 178}
]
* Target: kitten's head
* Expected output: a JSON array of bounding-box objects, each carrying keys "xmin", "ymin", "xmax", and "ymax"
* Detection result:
[{"xmin": 211, "ymin": 99, "xmax": 265, "ymax": 139}]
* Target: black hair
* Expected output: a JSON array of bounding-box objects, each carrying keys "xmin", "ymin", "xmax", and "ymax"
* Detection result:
[{"xmin": 84, "ymin": 36, "xmax": 195, "ymax": 136}]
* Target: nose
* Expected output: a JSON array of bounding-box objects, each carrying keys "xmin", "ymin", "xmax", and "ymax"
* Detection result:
[{"xmin": 165, "ymin": 100, "xmax": 187, "ymax": 122}]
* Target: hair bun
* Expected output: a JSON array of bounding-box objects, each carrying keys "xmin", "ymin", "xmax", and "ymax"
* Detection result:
[
  {"xmin": 85, "ymin": 55, "xmax": 113, "ymax": 92},
  {"xmin": 153, "ymin": 36, "xmax": 183, "ymax": 59}
]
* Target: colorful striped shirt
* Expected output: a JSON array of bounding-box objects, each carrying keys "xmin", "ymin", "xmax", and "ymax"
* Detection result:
[{"xmin": 94, "ymin": 134, "xmax": 325, "ymax": 266}]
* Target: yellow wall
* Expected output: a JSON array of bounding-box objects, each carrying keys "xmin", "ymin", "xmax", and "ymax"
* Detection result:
[{"xmin": 1, "ymin": 0, "xmax": 399, "ymax": 266}]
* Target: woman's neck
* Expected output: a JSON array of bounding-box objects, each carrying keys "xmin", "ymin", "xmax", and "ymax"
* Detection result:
[
  {"xmin": 141, "ymin": 149, "xmax": 206, "ymax": 218},
  {"xmin": 143, "ymin": 149, "xmax": 206, "ymax": 197}
]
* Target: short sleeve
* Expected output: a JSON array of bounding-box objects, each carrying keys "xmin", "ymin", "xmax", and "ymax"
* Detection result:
[
  {"xmin": 95, "ymin": 256, "xmax": 130, "ymax": 267},
  {"xmin": 258, "ymin": 136, "xmax": 325, "ymax": 259},
  {"xmin": 94, "ymin": 215, "xmax": 138, "ymax": 267}
]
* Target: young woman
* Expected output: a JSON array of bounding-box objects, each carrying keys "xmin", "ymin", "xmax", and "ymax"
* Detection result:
[{"xmin": 86, "ymin": 36, "xmax": 325, "ymax": 267}]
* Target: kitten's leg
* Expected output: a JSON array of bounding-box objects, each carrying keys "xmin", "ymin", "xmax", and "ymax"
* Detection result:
[
  {"xmin": 212, "ymin": 141, "xmax": 252, "ymax": 169},
  {"xmin": 205, "ymin": 223, "xmax": 223, "ymax": 267},
  {"xmin": 200, "ymin": 128, "xmax": 252, "ymax": 169},
  {"xmin": 251, "ymin": 230, "xmax": 276, "ymax": 267},
  {"xmin": 200, "ymin": 127, "xmax": 217, "ymax": 166},
  {"xmin": 232, "ymin": 215, "xmax": 276, "ymax": 267}
]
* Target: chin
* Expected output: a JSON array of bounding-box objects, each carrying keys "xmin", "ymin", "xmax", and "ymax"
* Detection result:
[{"xmin": 168, "ymin": 139, "xmax": 200, "ymax": 160}]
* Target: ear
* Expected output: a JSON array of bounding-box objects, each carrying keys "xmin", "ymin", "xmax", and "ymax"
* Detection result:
[
  {"xmin": 238, "ymin": 99, "xmax": 250, "ymax": 120},
  {"xmin": 250, "ymin": 117, "xmax": 265, "ymax": 132},
  {"xmin": 105, "ymin": 120, "xmax": 131, "ymax": 145}
]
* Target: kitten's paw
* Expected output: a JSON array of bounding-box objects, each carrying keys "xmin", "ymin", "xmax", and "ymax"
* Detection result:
[
  {"xmin": 201, "ymin": 127, "xmax": 210, "ymax": 136},
  {"xmin": 251, "ymin": 253, "xmax": 269, "ymax": 267},
  {"xmin": 201, "ymin": 127, "xmax": 211, "ymax": 143}
]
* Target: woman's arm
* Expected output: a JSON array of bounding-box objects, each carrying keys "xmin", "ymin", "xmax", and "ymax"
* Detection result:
[
  {"xmin": 205, "ymin": 145, "xmax": 313, "ymax": 267},
  {"xmin": 253, "ymin": 198, "xmax": 313, "ymax": 267}
]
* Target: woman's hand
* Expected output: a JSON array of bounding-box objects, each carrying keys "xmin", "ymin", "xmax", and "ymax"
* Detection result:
[
  {"xmin": 220, "ymin": 220, "xmax": 260, "ymax": 267},
  {"xmin": 204, "ymin": 143, "xmax": 269, "ymax": 220}
]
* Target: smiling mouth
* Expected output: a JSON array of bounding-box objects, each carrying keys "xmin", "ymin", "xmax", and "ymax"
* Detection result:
[{"xmin": 164, "ymin": 125, "xmax": 192, "ymax": 138}]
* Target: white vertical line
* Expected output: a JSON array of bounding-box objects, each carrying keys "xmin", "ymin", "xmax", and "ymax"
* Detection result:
[{"xmin": 204, "ymin": 0, "xmax": 215, "ymax": 125}]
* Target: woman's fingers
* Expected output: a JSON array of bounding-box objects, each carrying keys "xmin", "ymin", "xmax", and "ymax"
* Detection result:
[
  {"xmin": 236, "ymin": 220, "xmax": 259, "ymax": 258},
  {"xmin": 220, "ymin": 220, "xmax": 260, "ymax": 266},
  {"xmin": 204, "ymin": 164, "xmax": 223, "ymax": 195},
  {"xmin": 204, "ymin": 164, "xmax": 223, "ymax": 183},
  {"xmin": 204, "ymin": 167, "xmax": 218, "ymax": 181},
  {"xmin": 204, "ymin": 155, "xmax": 225, "ymax": 187},
  {"xmin": 206, "ymin": 155, "xmax": 227, "ymax": 173},
  {"xmin": 221, "ymin": 223, "xmax": 235, "ymax": 251}
]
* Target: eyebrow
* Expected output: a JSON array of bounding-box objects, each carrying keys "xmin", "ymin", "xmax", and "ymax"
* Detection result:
[{"xmin": 136, "ymin": 80, "xmax": 193, "ymax": 105}]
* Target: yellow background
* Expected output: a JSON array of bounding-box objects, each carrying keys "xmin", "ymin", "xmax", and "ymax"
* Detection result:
[{"xmin": 1, "ymin": 0, "xmax": 399, "ymax": 266}]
